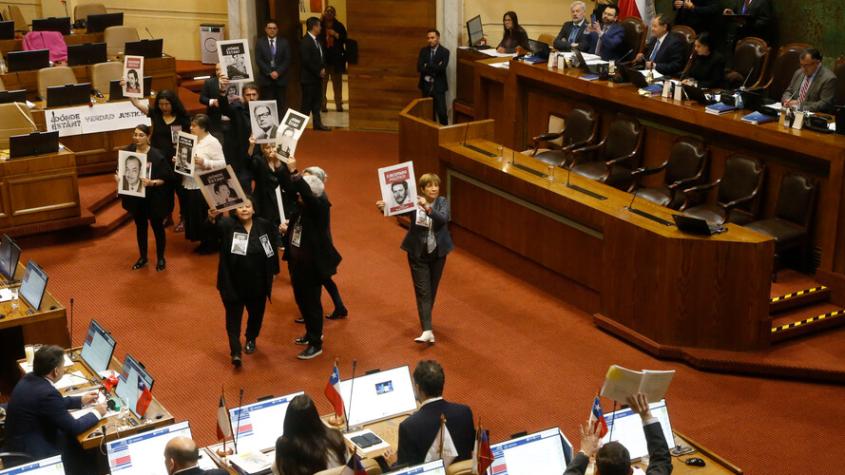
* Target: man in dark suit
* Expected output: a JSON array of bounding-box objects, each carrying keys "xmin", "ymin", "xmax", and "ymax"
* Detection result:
[
  {"xmin": 673, "ymin": 0, "xmax": 720, "ymax": 34},
  {"xmin": 393, "ymin": 360, "xmax": 475, "ymax": 467},
  {"xmin": 300, "ymin": 17, "xmax": 330, "ymax": 131},
  {"xmin": 164, "ymin": 437, "xmax": 228, "ymax": 475},
  {"xmin": 217, "ymin": 78, "xmax": 259, "ymax": 193},
  {"xmin": 554, "ymin": 1, "xmax": 590, "ymax": 52},
  {"xmin": 255, "ymin": 19, "xmax": 290, "ymax": 116},
  {"xmin": 417, "ymin": 29, "xmax": 450, "ymax": 125},
  {"xmin": 590, "ymin": 4, "xmax": 627, "ymax": 62},
  {"xmin": 633, "ymin": 15, "xmax": 687, "ymax": 76},
  {"xmin": 199, "ymin": 68, "xmax": 225, "ymax": 138},
  {"xmin": 723, "ymin": 0, "xmax": 775, "ymax": 44},
  {"xmin": 564, "ymin": 393, "xmax": 671, "ymax": 475},
  {"xmin": 781, "ymin": 48, "xmax": 838, "ymax": 114},
  {"xmin": 4, "ymin": 345, "xmax": 106, "ymax": 471}
]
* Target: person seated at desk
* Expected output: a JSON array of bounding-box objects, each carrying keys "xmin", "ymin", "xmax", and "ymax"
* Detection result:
[
  {"xmin": 590, "ymin": 4, "xmax": 627, "ymax": 62},
  {"xmin": 164, "ymin": 436, "xmax": 227, "ymax": 475},
  {"xmin": 680, "ymin": 32, "xmax": 725, "ymax": 89},
  {"xmin": 781, "ymin": 48, "xmax": 837, "ymax": 114},
  {"xmin": 4, "ymin": 345, "xmax": 106, "ymax": 472},
  {"xmin": 564, "ymin": 393, "xmax": 672, "ymax": 475},
  {"xmin": 554, "ymin": 1, "xmax": 595, "ymax": 53},
  {"xmin": 390, "ymin": 360, "xmax": 475, "ymax": 467},
  {"xmin": 632, "ymin": 15, "xmax": 687, "ymax": 77},
  {"xmin": 272, "ymin": 394, "xmax": 347, "ymax": 475},
  {"xmin": 496, "ymin": 11, "xmax": 529, "ymax": 54}
]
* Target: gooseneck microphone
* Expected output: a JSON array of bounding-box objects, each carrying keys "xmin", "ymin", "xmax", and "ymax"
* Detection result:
[
  {"xmin": 345, "ymin": 359, "xmax": 358, "ymax": 433},
  {"xmin": 233, "ymin": 388, "xmax": 244, "ymax": 454}
]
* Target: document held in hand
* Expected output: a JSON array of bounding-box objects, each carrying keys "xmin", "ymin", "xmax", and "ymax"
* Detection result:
[{"xmin": 599, "ymin": 365, "xmax": 675, "ymax": 403}]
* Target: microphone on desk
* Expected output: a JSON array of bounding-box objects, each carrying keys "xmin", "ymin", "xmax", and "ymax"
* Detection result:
[
  {"xmin": 232, "ymin": 388, "xmax": 244, "ymax": 453},
  {"xmin": 739, "ymin": 65, "xmax": 755, "ymax": 91},
  {"xmin": 345, "ymin": 359, "xmax": 358, "ymax": 434},
  {"xmin": 69, "ymin": 297, "xmax": 75, "ymax": 348},
  {"xmin": 617, "ymin": 49, "xmax": 635, "ymax": 65},
  {"xmin": 625, "ymin": 185, "xmax": 642, "ymax": 211}
]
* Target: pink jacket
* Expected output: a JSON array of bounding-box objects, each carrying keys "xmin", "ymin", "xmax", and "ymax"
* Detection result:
[{"xmin": 22, "ymin": 30, "xmax": 68, "ymax": 63}]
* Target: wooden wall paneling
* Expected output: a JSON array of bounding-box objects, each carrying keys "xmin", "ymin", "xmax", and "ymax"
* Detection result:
[
  {"xmin": 271, "ymin": 0, "xmax": 303, "ymax": 112},
  {"xmin": 7, "ymin": 171, "xmax": 80, "ymax": 225},
  {"xmin": 0, "ymin": 181, "xmax": 10, "ymax": 226},
  {"xmin": 346, "ymin": 0, "xmax": 436, "ymax": 131}
]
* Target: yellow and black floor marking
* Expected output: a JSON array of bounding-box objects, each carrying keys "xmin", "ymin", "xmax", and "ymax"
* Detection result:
[
  {"xmin": 770, "ymin": 286, "xmax": 827, "ymax": 304},
  {"xmin": 772, "ymin": 309, "xmax": 845, "ymax": 333}
]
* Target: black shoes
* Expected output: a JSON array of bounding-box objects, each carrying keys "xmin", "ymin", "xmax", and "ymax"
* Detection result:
[
  {"xmin": 297, "ymin": 346, "xmax": 322, "ymax": 360},
  {"xmin": 294, "ymin": 336, "xmax": 310, "ymax": 346},
  {"xmin": 244, "ymin": 340, "xmax": 256, "ymax": 354},
  {"xmin": 294, "ymin": 317, "xmax": 305, "ymax": 324},
  {"xmin": 156, "ymin": 258, "xmax": 166, "ymax": 272},
  {"xmin": 326, "ymin": 309, "xmax": 348, "ymax": 320},
  {"xmin": 231, "ymin": 355, "xmax": 242, "ymax": 368},
  {"xmin": 131, "ymin": 258, "xmax": 148, "ymax": 270}
]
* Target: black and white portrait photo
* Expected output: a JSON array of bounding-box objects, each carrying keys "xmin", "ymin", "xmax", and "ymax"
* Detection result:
[
  {"xmin": 117, "ymin": 150, "xmax": 148, "ymax": 198},
  {"xmin": 174, "ymin": 132, "xmax": 197, "ymax": 176},
  {"xmin": 217, "ymin": 39, "xmax": 254, "ymax": 82},
  {"xmin": 198, "ymin": 165, "xmax": 248, "ymax": 213},
  {"xmin": 248, "ymin": 100, "xmax": 279, "ymax": 144}
]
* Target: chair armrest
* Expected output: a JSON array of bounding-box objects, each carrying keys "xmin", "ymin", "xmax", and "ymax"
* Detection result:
[
  {"xmin": 668, "ymin": 167, "xmax": 705, "ymax": 190},
  {"xmin": 605, "ymin": 149, "xmax": 639, "ymax": 167},
  {"xmin": 679, "ymin": 179, "xmax": 720, "ymax": 211},
  {"xmin": 532, "ymin": 131, "xmax": 564, "ymax": 142},
  {"xmin": 722, "ymin": 188, "xmax": 760, "ymax": 212},
  {"xmin": 630, "ymin": 160, "xmax": 668, "ymax": 178}
]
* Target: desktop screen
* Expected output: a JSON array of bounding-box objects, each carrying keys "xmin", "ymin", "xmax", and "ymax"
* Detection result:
[
  {"xmin": 0, "ymin": 455, "xmax": 64, "ymax": 475},
  {"xmin": 338, "ymin": 366, "xmax": 417, "ymax": 428},
  {"xmin": 19, "ymin": 261, "xmax": 48, "ymax": 310},
  {"xmin": 385, "ymin": 460, "xmax": 446, "ymax": 475},
  {"xmin": 466, "ymin": 15, "xmax": 484, "ymax": 47},
  {"xmin": 0, "ymin": 234, "xmax": 21, "ymax": 281},
  {"xmin": 601, "ymin": 399, "xmax": 674, "ymax": 460},
  {"xmin": 115, "ymin": 354, "xmax": 155, "ymax": 418},
  {"xmin": 80, "ymin": 319, "xmax": 116, "ymax": 374},
  {"xmin": 106, "ymin": 421, "xmax": 191, "ymax": 475},
  {"xmin": 229, "ymin": 391, "xmax": 304, "ymax": 453},
  {"xmin": 489, "ymin": 427, "xmax": 572, "ymax": 475}
]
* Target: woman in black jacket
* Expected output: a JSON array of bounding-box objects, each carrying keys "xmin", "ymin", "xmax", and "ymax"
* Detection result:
[
  {"xmin": 273, "ymin": 394, "xmax": 346, "ymax": 475},
  {"xmin": 681, "ymin": 32, "xmax": 726, "ymax": 89},
  {"xmin": 208, "ymin": 196, "xmax": 281, "ymax": 367},
  {"xmin": 118, "ymin": 124, "xmax": 178, "ymax": 271},
  {"xmin": 497, "ymin": 11, "xmax": 530, "ymax": 53}
]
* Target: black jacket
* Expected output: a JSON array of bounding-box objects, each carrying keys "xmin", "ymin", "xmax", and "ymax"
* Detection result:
[
  {"xmin": 400, "ymin": 196, "xmax": 453, "ymax": 259},
  {"xmin": 255, "ymin": 35, "xmax": 291, "ymax": 86},
  {"xmin": 4, "ymin": 373, "xmax": 99, "ymax": 459},
  {"xmin": 564, "ymin": 421, "xmax": 672, "ymax": 475},
  {"xmin": 554, "ymin": 20, "xmax": 589, "ymax": 51},
  {"xmin": 173, "ymin": 467, "xmax": 228, "ymax": 475},
  {"xmin": 214, "ymin": 216, "xmax": 280, "ymax": 302},
  {"xmin": 673, "ymin": 0, "xmax": 720, "ymax": 34},
  {"xmin": 395, "ymin": 399, "xmax": 475, "ymax": 467},
  {"xmin": 640, "ymin": 32, "xmax": 687, "ymax": 76},
  {"xmin": 300, "ymin": 33, "xmax": 325, "ymax": 85},
  {"xmin": 217, "ymin": 96, "xmax": 252, "ymax": 173},
  {"xmin": 497, "ymin": 26, "xmax": 529, "ymax": 53},
  {"xmin": 732, "ymin": 0, "xmax": 775, "ymax": 43},
  {"xmin": 249, "ymin": 151, "xmax": 292, "ymax": 225},
  {"xmin": 120, "ymin": 145, "xmax": 178, "ymax": 219},
  {"xmin": 684, "ymin": 51, "xmax": 726, "ymax": 89},
  {"xmin": 417, "ymin": 45, "xmax": 450, "ymax": 94},
  {"xmin": 317, "ymin": 19, "xmax": 347, "ymax": 71},
  {"xmin": 200, "ymin": 77, "xmax": 224, "ymax": 132}
]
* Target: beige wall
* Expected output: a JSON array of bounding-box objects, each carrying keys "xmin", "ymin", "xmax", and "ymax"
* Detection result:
[
  {"xmin": 60, "ymin": 0, "xmax": 228, "ymax": 61},
  {"xmin": 4, "ymin": 0, "xmax": 43, "ymax": 23},
  {"xmin": 462, "ymin": 0, "xmax": 598, "ymax": 46}
]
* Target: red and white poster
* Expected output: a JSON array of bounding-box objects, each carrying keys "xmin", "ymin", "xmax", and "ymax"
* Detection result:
[
  {"xmin": 122, "ymin": 55, "xmax": 144, "ymax": 99},
  {"xmin": 378, "ymin": 161, "xmax": 417, "ymax": 216}
]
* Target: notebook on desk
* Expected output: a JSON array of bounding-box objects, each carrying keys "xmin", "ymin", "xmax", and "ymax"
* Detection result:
[{"xmin": 673, "ymin": 214, "xmax": 726, "ymax": 236}]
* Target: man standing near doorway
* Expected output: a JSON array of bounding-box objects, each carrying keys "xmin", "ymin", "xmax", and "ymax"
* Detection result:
[
  {"xmin": 300, "ymin": 17, "xmax": 331, "ymax": 131},
  {"xmin": 417, "ymin": 29, "xmax": 449, "ymax": 125},
  {"xmin": 255, "ymin": 19, "xmax": 290, "ymax": 116}
]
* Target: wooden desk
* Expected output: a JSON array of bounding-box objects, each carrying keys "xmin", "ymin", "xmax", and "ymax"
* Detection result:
[
  {"xmin": 0, "ymin": 31, "xmax": 103, "ymax": 56},
  {"xmin": 457, "ymin": 56, "xmax": 845, "ymax": 287}
]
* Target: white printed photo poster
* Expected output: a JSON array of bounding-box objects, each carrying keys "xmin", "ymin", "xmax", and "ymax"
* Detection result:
[
  {"xmin": 198, "ymin": 165, "xmax": 248, "ymax": 213},
  {"xmin": 248, "ymin": 100, "xmax": 279, "ymax": 144},
  {"xmin": 174, "ymin": 131, "xmax": 197, "ymax": 177},
  {"xmin": 378, "ymin": 161, "xmax": 417, "ymax": 216},
  {"xmin": 217, "ymin": 39, "xmax": 254, "ymax": 82},
  {"xmin": 122, "ymin": 55, "xmax": 144, "ymax": 99},
  {"xmin": 117, "ymin": 150, "xmax": 148, "ymax": 198}
]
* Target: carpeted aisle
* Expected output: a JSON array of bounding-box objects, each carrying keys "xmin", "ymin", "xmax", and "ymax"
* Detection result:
[{"xmin": 17, "ymin": 130, "xmax": 845, "ymax": 474}]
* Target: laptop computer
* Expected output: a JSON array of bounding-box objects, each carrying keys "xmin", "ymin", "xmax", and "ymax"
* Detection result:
[
  {"xmin": 0, "ymin": 89, "xmax": 27, "ymax": 104},
  {"xmin": 32, "ymin": 17, "xmax": 71, "ymax": 35},
  {"xmin": 124, "ymin": 38, "xmax": 163, "ymax": 58},
  {"xmin": 109, "ymin": 76, "xmax": 152, "ymax": 100},
  {"xmin": 682, "ymin": 84, "xmax": 717, "ymax": 105},
  {"xmin": 67, "ymin": 42, "xmax": 107, "ymax": 66},
  {"xmin": 10, "ymin": 131, "xmax": 60, "ymax": 159},
  {"xmin": 572, "ymin": 47, "xmax": 607, "ymax": 75},
  {"xmin": 619, "ymin": 65, "xmax": 650, "ymax": 88},
  {"xmin": 0, "ymin": 20, "xmax": 14, "ymax": 40},
  {"xmin": 466, "ymin": 15, "xmax": 491, "ymax": 50},
  {"xmin": 673, "ymin": 214, "xmax": 726, "ymax": 236},
  {"xmin": 524, "ymin": 38, "xmax": 550, "ymax": 61},
  {"xmin": 46, "ymin": 83, "xmax": 91, "ymax": 107},
  {"xmin": 6, "ymin": 49, "xmax": 50, "ymax": 72}
]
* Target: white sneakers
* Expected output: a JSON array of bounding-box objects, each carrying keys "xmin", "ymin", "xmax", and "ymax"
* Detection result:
[{"xmin": 414, "ymin": 330, "xmax": 435, "ymax": 343}]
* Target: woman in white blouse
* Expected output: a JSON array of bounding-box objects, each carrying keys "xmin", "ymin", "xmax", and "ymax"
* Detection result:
[{"xmin": 179, "ymin": 114, "xmax": 226, "ymax": 253}]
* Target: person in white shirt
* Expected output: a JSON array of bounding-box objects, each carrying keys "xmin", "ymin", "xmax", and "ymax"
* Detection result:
[{"xmin": 178, "ymin": 114, "xmax": 226, "ymax": 254}]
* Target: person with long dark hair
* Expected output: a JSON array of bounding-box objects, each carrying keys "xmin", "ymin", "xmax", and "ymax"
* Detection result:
[
  {"xmin": 117, "ymin": 124, "xmax": 177, "ymax": 271},
  {"xmin": 496, "ymin": 11, "xmax": 529, "ymax": 53},
  {"xmin": 129, "ymin": 89, "xmax": 191, "ymax": 232},
  {"xmin": 376, "ymin": 174, "xmax": 452, "ymax": 344},
  {"xmin": 182, "ymin": 114, "xmax": 226, "ymax": 254},
  {"xmin": 680, "ymin": 32, "xmax": 726, "ymax": 89},
  {"xmin": 208, "ymin": 196, "xmax": 280, "ymax": 367},
  {"xmin": 272, "ymin": 394, "xmax": 346, "ymax": 475}
]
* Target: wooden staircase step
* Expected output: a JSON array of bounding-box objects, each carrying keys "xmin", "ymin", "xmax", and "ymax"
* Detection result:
[
  {"xmin": 90, "ymin": 199, "xmax": 131, "ymax": 237},
  {"xmin": 771, "ymin": 302, "xmax": 845, "ymax": 343},
  {"xmin": 769, "ymin": 285, "xmax": 830, "ymax": 314}
]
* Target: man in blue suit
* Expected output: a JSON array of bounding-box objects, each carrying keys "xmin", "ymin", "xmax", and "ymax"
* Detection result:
[
  {"xmin": 633, "ymin": 15, "xmax": 687, "ymax": 76},
  {"xmin": 591, "ymin": 4, "xmax": 627, "ymax": 61},
  {"xmin": 4, "ymin": 345, "xmax": 105, "ymax": 471},
  {"xmin": 255, "ymin": 19, "xmax": 290, "ymax": 115}
]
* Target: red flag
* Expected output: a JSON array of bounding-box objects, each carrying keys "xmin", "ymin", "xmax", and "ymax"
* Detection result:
[
  {"xmin": 589, "ymin": 396, "xmax": 609, "ymax": 438},
  {"xmin": 135, "ymin": 382, "xmax": 152, "ymax": 417},
  {"xmin": 475, "ymin": 428, "xmax": 494, "ymax": 474},
  {"xmin": 617, "ymin": 0, "xmax": 656, "ymax": 24},
  {"xmin": 324, "ymin": 362, "xmax": 345, "ymax": 418}
]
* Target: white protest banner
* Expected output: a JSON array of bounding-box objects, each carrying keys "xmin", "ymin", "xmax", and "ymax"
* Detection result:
[{"xmin": 46, "ymin": 102, "xmax": 151, "ymax": 137}]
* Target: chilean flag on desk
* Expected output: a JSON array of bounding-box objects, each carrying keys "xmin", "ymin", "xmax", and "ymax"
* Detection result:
[
  {"xmin": 589, "ymin": 396, "xmax": 609, "ymax": 438},
  {"xmin": 324, "ymin": 362, "xmax": 345, "ymax": 419},
  {"xmin": 136, "ymin": 380, "xmax": 153, "ymax": 418},
  {"xmin": 617, "ymin": 0, "xmax": 656, "ymax": 26}
]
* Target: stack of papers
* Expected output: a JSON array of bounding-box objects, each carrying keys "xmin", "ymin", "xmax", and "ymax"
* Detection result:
[
  {"xmin": 228, "ymin": 451, "xmax": 272, "ymax": 475},
  {"xmin": 479, "ymin": 50, "xmax": 517, "ymax": 58},
  {"xmin": 599, "ymin": 365, "xmax": 675, "ymax": 403}
]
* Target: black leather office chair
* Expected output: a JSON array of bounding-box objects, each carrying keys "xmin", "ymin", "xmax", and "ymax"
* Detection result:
[
  {"xmin": 680, "ymin": 155, "xmax": 766, "ymax": 225},
  {"xmin": 569, "ymin": 115, "xmax": 643, "ymax": 190},
  {"xmin": 529, "ymin": 107, "xmax": 598, "ymax": 167},
  {"xmin": 629, "ymin": 136, "xmax": 709, "ymax": 210}
]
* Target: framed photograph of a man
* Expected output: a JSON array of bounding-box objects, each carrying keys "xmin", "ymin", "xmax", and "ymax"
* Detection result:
[
  {"xmin": 174, "ymin": 131, "xmax": 197, "ymax": 177},
  {"xmin": 275, "ymin": 126, "xmax": 297, "ymax": 159},
  {"xmin": 378, "ymin": 161, "xmax": 417, "ymax": 216},
  {"xmin": 280, "ymin": 108, "xmax": 309, "ymax": 141},
  {"xmin": 217, "ymin": 39, "xmax": 254, "ymax": 83},
  {"xmin": 248, "ymin": 100, "xmax": 279, "ymax": 144},
  {"xmin": 117, "ymin": 150, "xmax": 149, "ymax": 198},
  {"xmin": 198, "ymin": 165, "xmax": 248, "ymax": 213},
  {"xmin": 225, "ymin": 81, "xmax": 243, "ymax": 104},
  {"xmin": 122, "ymin": 55, "xmax": 144, "ymax": 99}
]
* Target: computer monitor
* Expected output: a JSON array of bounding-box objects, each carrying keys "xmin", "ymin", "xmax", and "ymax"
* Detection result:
[
  {"xmin": 32, "ymin": 17, "xmax": 71, "ymax": 36},
  {"xmin": 106, "ymin": 421, "xmax": 191, "ymax": 475},
  {"xmin": 19, "ymin": 260, "xmax": 48, "ymax": 311},
  {"xmin": 124, "ymin": 39, "xmax": 163, "ymax": 58},
  {"xmin": 0, "ymin": 20, "xmax": 14, "ymax": 40},
  {"xmin": 86, "ymin": 12, "xmax": 123, "ymax": 33},
  {"xmin": 115, "ymin": 354, "xmax": 155, "ymax": 418},
  {"xmin": 385, "ymin": 460, "xmax": 446, "ymax": 475},
  {"xmin": 0, "ymin": 455, "xmax": 64, "ymax": 475},
  {"xmin": 67, "ymin": 42, "xmax": 107, "ymax": 66},
  {"xmin": 109, "ymin": 76, "xmax": 152, "ymax": 100},
  {"xmin": 6, "ymin": 49, "xmax": 50, "ymax": 73},
  {"xmin": 46, "ymin": 83, "xmax": 91, "ymax": 107},
  {"xmin": 0, "ymin": 89, "xmax": 27, "ymax": 105},
  {"xmin": 338, "ymin": 366, "xmax": 417, "ymax": 428},
  {"xmin": 466, "ymin": 15, "xmax": 484, "ymax": 47},
  {"xmin": 80, "ymin": 319, "xmax": 117, "ymax": 374},
  {"xmin": 228, "ymin": 391, "xmax": 303, "ymax": 453},
  {"xmin": 489, "ymin": 427, "xmax": 573, "ymax": 475},
  {"xmin": 10, "ymin": 131, "xmax": 60, "ymax": 159},
  {"xmin": 0, "ymin": 234, "xmax": 21, "ymax": 282},
  {"xmin": 601, "ymin": 399, "xmax": 674, "ymax": 461}
]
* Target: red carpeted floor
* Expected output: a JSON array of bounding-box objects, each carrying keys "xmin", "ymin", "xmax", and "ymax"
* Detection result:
[{"xmin": 16, "ymin": 130, "xmax": 845, "ymax": 474}]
